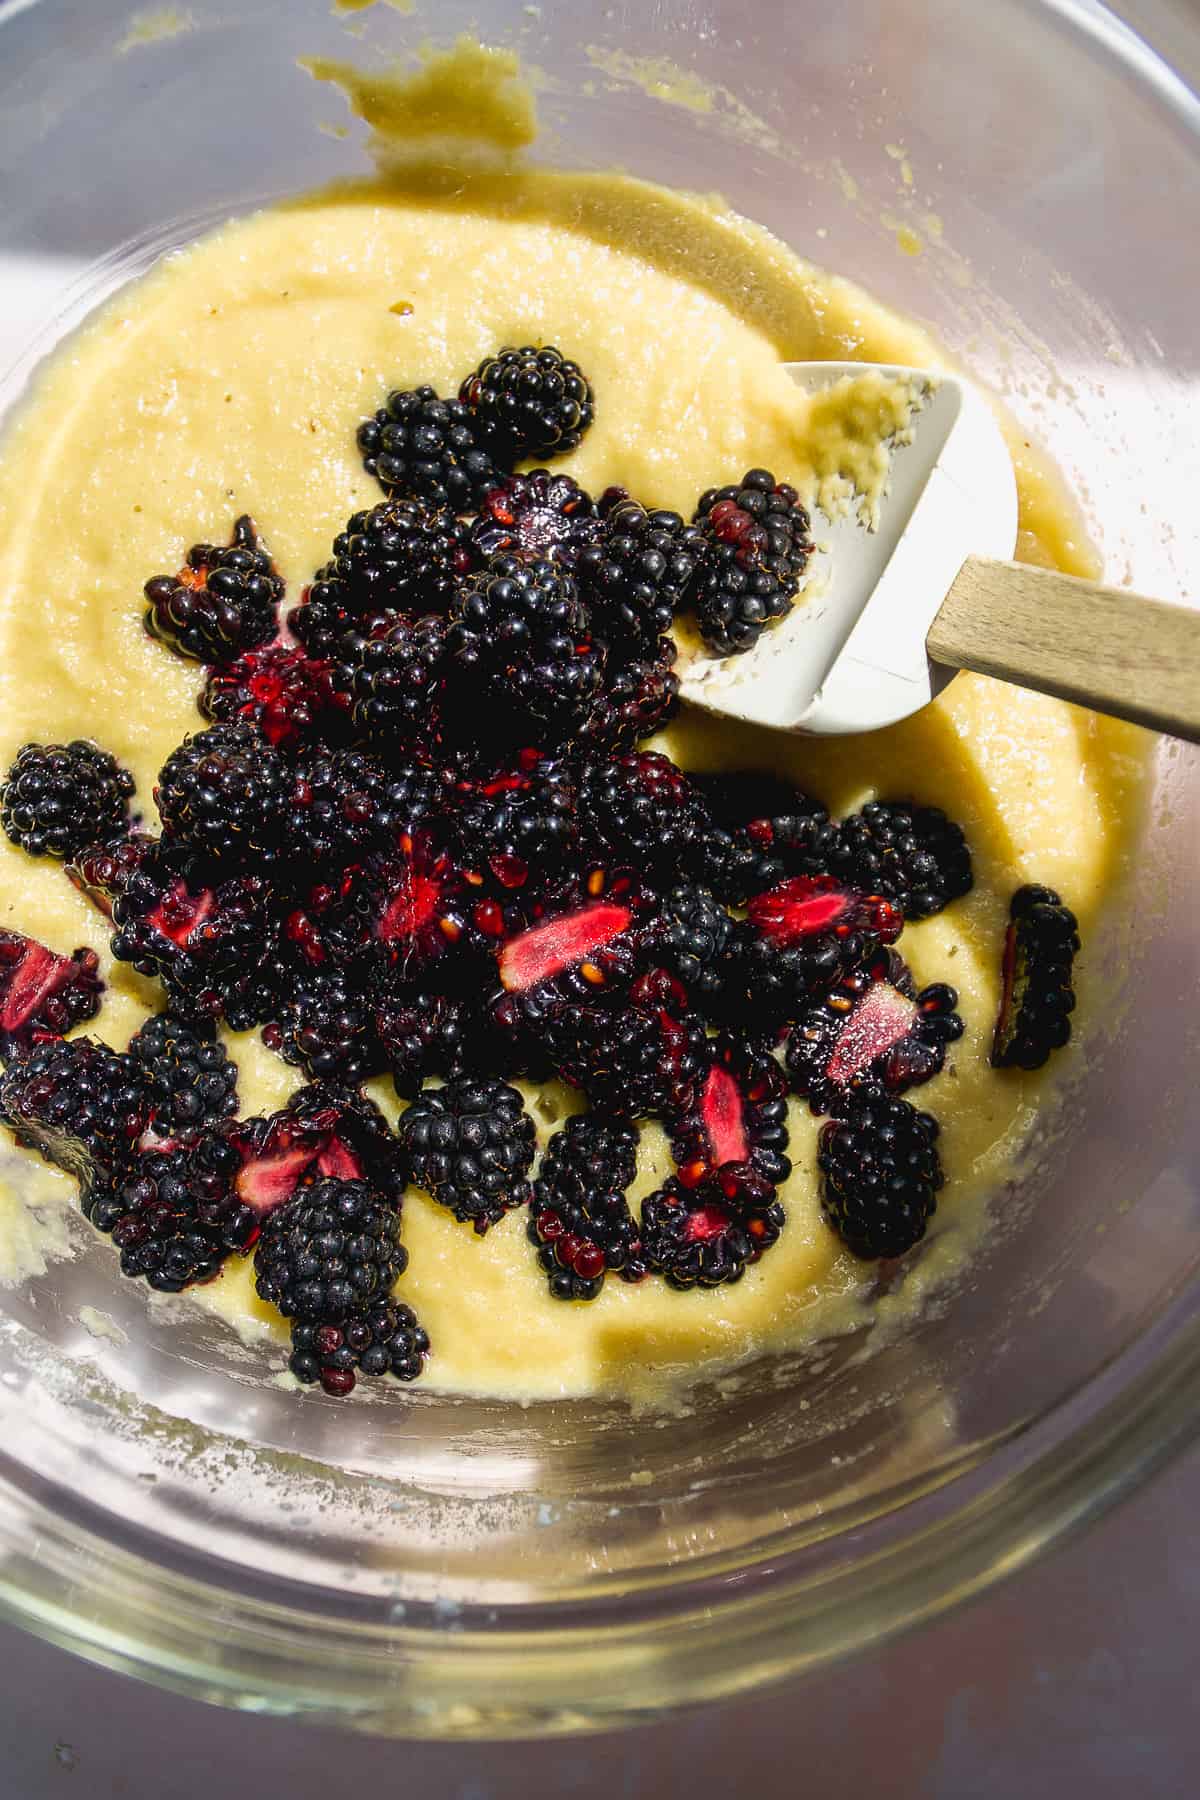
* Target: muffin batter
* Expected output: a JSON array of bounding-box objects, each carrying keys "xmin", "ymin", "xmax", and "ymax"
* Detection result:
[{"xmin": 0, "ymin": 151, "xmax": 1145, "ymax": 1401}]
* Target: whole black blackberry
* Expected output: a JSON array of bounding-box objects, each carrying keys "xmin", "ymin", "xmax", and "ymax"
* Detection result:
[
  {"xmin": 0, "ymin": 931, "xmax": 103, "ymax": 1052},
  {"xmin": 254, "ymin": 1177, "xmax": 404, "ymax": 1317},
  {"xmin": 373, "ymin": 985, "xmax": 483, "ymax": 1099},
  {"xmin": 201, "ymin": 643, "xmax": 338, "ymax": 749},
  {"xmin": 288, "ymin": 1301, "xmax": 429, "ymax": 1396},
  {"xmin": 640, "ymin": 1163, "xmax": 785, "ymax": 1290},
  {"xmin": 286, "ymin": 583, "xmax": 360, "ymax": 660},
  {"xmin": 692, "ymin": 776, "xmax": 839, "ymax": 904},
  {"xmin": 540, "ymin": 997, "xmax": 706, "ymax": 1120},
  {"xmin": 528, "ymin": 1113, "xmax": 644, "ymax": 1300},
  {"xmin": 471, "ymin": 471, "xmax": 602, "ymax": 566},
  {"xmin": 357, "ymin": 385, "xmax": 498, "ymax": 509},
  {"xmin": 397, "ymin": 1076, "xmax": 535, "ymax": 1232},
  {"xmin": 459, "ymin": 345, "xmax": 594, "ymax": 464},
  {"xmin": 990, "ymin": 884, "xmax": 1080, "ymax": 1071},
  {"xmin": 86, "ymin": 1132, "xmax": 254, "ymax": 1291},
  {"xmin": 284, "ymin": 748, "xmax": 409, "ymax": 865},
  {"xmin": 577, "ymin": 637, "xmax": 680, "ymax": 755},
  {"xmin": 452, "ymin": 758, "xmax": 580, "ymax": 892},
  {"xmin": 315, "ymin": 496, "xmax": 476, "ymax": 619},
  {"xmin": 265, "ymin": 968, "xmax": 384, "ymax": 1086},
  {"xmin": 832, "ymin": 801, "xmax": 972, "ymax": 919},
  {"xmin": 0, "ymin": 1037, "xmax": 149, "ymax": 1184},
  {"xmin": 144, "ymin": 516, "xmax": 283, "ymax": 664},
  {"xmin": 338, "ymin": 613, "xmax": 446, "ymax": 745},
  {"xmin": 818, "ymin": 1092, "xmax": 943, "ymax": 1260},
  {"xmin": 581, "ymin": 752, "xmax": 711, "ymax": 877},
  {"xmin": 688, "ymin": 469, "xmax": 813, "ymax": 655},
  {"xmin": 1, "ymin": 740, "xmax": 134, "ymax": 860},
  {"xmin": 156, "ymin": 723, "xmax": 292, "ymax": 864},
  {"xmin": 576, "ymin": 492, "xmax": 701, "ymax": 653},
  {"xmin": 128, "ymin": 1012, "xmax": 239, "ymax": 1137},
  {"xmin": 646, "ymin": 881, "xmax": 733, "ymax": 1000}
]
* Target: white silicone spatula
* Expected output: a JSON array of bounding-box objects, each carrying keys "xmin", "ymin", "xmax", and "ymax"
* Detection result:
[{"xmin": 677, "ymin": 362, "xmax": 1200, "ymax": 742}]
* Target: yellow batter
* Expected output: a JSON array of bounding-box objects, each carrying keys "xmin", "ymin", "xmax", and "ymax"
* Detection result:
[{"xmin": 0, "ymin": 148, "xmax": 1145, "ymax": 1402}]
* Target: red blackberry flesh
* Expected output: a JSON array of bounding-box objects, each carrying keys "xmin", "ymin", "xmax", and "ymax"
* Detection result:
[
  {"xmin": 990, "ymin": 884, "xmax": 1079, "ymax": 1071},
  {"xmin": 725, "ymin": 875, "xmax": 905, "ymax": 1026},
  {"xmin": 349, "ymin": 827, "xmax": 514, "ymax": 983},
  {"xmin": 669, "ymin": 1033, "xmax": 791, "ymax": 1188},
  {"xmin": 581, "ymin": 751, "xmax": 711, "ymax": 878},
  {"xmin": 786, "ymin": 946, "xmax": 962, "ymax": 1115},
  {"xmin": 687, "ymin": 469, "xmax": 812, "ymax": 655},
  {"xmin": 818, "ymin": 1092, "xmax": 943, "ymax": 1260},
  {"xmin": 397, "ymin": 1075, "xmax": 536, "ymax": 1233},
  {"xmin": 357, "ymin": 385, "xmax": 498, "ymax": 510},
  {"xmin": 539, "ymin": 994, "xmax": 706, "ymax": 1120},
  {"xmin": 832, "ymin": 801, "xmax": 972, "ymax": 919},
  {"xmin": 288, "ymin": 1302, "xmax": 429, "ymax": 1395},
  {"xmin": 201, "ymin": 643, "xmax": 339, "ymax": 750},
  {"xmin": 576, "ymin": 491, "xmax": 701, "ymax": 654},
  {"xmin": 86, "ymin": 1131, "xmax": 254, "ymax": 1291},
  {"xmin": 643, "ymin": 881, "xmax": 733, "ymax": 1003},
  {"xmin": 471, "ymin": 471, "xmax": 602, "ymax": 567},
  {"xmin": 284, "ymin": 748, "xmax": 416, "ymax": 867},
  {"xmin": 264, "ymin": 967, "xmax": 384, "ymax": 1086},
  {"xmin": 144, "ymin": 515, "xmax": 283, "ymax": 665},
  {"xmin": 156, "ymin": 723, "xmax": 292, "ymax": 865},
  {"xmin": 528, "ymin": 1113, "xmax": 644, "ymax": 1300},
  {"xmin": 128, "ymin": 1012, "xmax": 239, "ymax": 1138},
  {"xmin": 0, "ymin": 931, "xmax": 103, "ymax": 1055},
  {"xmin": 451, "ymin": 756, "xmax": 581, "ymax": 895},
  {"xmin": 577, "ymin": 636, "xmax": 680, "ymax": 755},
  {"xmin": 315, "ymin": 496, "xmax": 477, "ymax": 620},
  {"xmin": 1, "ymin": 740, "xmax": 135, "ymax": 861},
  {"xmin": 459, "ymin": 345, "xmax": 594, "ymax": 465},
  {"xmin": 641, "ymin": 1163, "xmax": 785, "ymax": 1290},
  {"xmin": 337, "ymin": 612, "xmax": 447, "ymax": 748},
  {"xmin": 0, "ymin": 1037, "xmax": 149, "ymax": 1185}
]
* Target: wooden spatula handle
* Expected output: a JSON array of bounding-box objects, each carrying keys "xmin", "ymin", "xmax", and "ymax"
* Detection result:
[{"xmin": 927, "ymin": 555, "xmax": 1200, "ymax": 742}]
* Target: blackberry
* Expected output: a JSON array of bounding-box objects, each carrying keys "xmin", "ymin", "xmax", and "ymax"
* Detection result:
[
  {"xmin": 645, "ymin": 881, "xmax": 733, "ymax": 1001},
  {"xmin": 0, "ymin": 1037, "xmax": 148, "ymax": 1184},
  {"xmin": 287, "ymin": 584, "xmax": 360, "ymax": 661},
  {"xmin": 786, "ymin": 947, "xmax": 963, "ymax": 1115},
  {"xmin": 128, "ymin": 1012, "xmax": 239, "ymax": 1137},
  {"xmin": 201, "ymin": 643, "xmax": 338, "ymax": 749},
  {"xmin": 496, "ymin": 869, "xmax": 656, "ymax": 1012},
  {"xmin": 338, "ymin": 613, "xmax": 447, "ymax": 746},
  {"xmin": 155, "ymin": 723, "xmax": 292, "ymax": 865},
  {"xmin": 284, "ymin": 748, "xmax": 411, "ymax": 866},
  {"xmin": 818, "ymin": 1092, "xmax": 943, "ymax": 1260},
  {"xmin": 373, "ymin": 985, "xmax": 482, "ymax": 1099},
  {"xmin": 288, "ymin": 1302, "xmax": 429, "ymax": 1396},
  {"xmin": 540, "ymin": 996, "xmax": 706, "ymax": 1120},
  {"xmin": 577, "ymin": 637, "xmax": 680, "ymax": 755},
  {"xmin": 669, "ymin": 1034, "xmax": 791, "ymax": 1188},
  {"xmin": 990, "ymin": 884, "xmax": 1079, "ymax": 1071},
  {"xmin": 144, "ymin": 515, "xmax": 282, "ymax": 664},
  {"xmin": 576, "ymin": 492, "xmax": 700, "ymax": 653},
  {"xmin": 314, "ymin": 496, "xmax": 476, "ymax": 620},
  {"xmin": 264, "ymin": 968, "xmax": 384, "ymax": 1085},
  {"xmin": 0, "ymin": 932, "xmax": 103, "ymax": 1054},
  {"xmin": 528, "ymin": 1113, "xmax": 644, "ymax": 1300},
  {"xmin": 581, "ymin": 751, "xmax": 710, "ymax": 877},
  {"xmin": 397, "ymin": 1075, "xmax": 535, "ymax": 1232},
  {"xmin": 471, "ymin": 471, "xmax": 602, "ymax": 567},
  {"xmin": 86, "ymin": 1132, "xmax": 254, "ymax": 1291},
  {"xmin": 721, "ymin": 875, "xmax": 904, "ymax": 1026},
  {"xmin": 1, "ymin": 740, "xmax": 134, "ymax": 861},
  {"xmin": 688, "ymin": 469, "xmax": 813, "ymax": 655},
  {"xmin": 459, "ymin": 345, "xmax": 594, "ymax": 464},
  {"xmin": 640, "ymin": 1163, "xmax": 785, "ymax": 1290},
  {"xmin": 832, "ymin": 801, "xmax": 972, "ymax": 919},
  {"xmin": 357, "ymin": 385, "xmax": 498, "ymax": 509},
  {"xmin": 254, "ymin": 1177, "xmax": 404, "ymax": 1318},
  {"xmin": 229, "ymin": 1083, "xmax": 408, "ymax": 1213},
  {"xmin": 451, "ymin": 757, "xmax": 580, "ymax": 894},
  {"xmin": 692, "ymin": 776, "xmax": 839, "ymax": 904}
]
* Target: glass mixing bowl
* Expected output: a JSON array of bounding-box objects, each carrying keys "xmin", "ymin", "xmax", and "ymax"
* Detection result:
[{"xmin": 0, "ymin": 0, "xmax": 1197, "ymax": 1739}]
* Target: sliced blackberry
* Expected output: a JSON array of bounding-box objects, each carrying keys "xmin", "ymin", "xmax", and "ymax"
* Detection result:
[
  {"xmin": 581, "ymin": 751, "xmax": 711, "ymax": 878},
  {"xmin": 315, "ymin": 496, "xmax": 476, "ymax": 620},
  {"xmin": 221, "ymin": 1087, "xmax": 407, "ymax": 1222},
  {"xmin": 0, "ymin": 1037, "xmax": 148, "ymax": 1185},
  {"xmin": 990, "ymin": 884, "xmax": 1079, "ymax": 1071},
  {"xmin": 86, "ymin": 1132, "xmax": 254, "ymax": 1291},
  {"xmin": 576, "ymin": 491, "xmax": 701, "ymax": 653},
  {"xmin": 643, "ymin": 881, "xmax": 733, "ymax": 1002},
  {"xmin": 528, "ymin": 1113, "xmax": 644, "ymax": 1300},
  {"xmin": 397, "ymin": 1075, "xmax": 535, "ymax": 1233},
  {"xmin": 2, "ymin": 740, "xmax": 134, "ymax": 861},
  {"xmin": 818, "ymin": 1092, "xmax": 943, "ymax": 1260},
  {"xmin": 640, "ymin": 1163, "xmax": 785, "ymax": 1290},
  {"xmin": 539, "ymin": 995, "xmax": 706, "ymax": 1120},
  {"xmin": 155, "ymin": 723, "xmax": 292, "ymax": 865},
  {"xmin": 144, "ymin": 516, "xmax": 282, "ymax": 665},
  {"xmin": 669, "ymin": 1034, "xmax": 791, "ymax": 1188},
  {"xmin": 357, "ymin": 385, "xmax": 498, "ymax": 509},
  {"xmin": 496, "ymin": 868, "xmax": 656, "ymax": 1011},
  {"xmin": 577, "ymin": 637, "xmax": 680, "ymax": 755},
  {"xmin": 471, "ymin": 471, "xmax": 601, "ymax": 566},
  {"xmin": 128, "ymin": 1012, "xmax": 239, "ymax": 1138},
  {"xmin": 264, "ymin": 968, "xmax": 384, "ymax": 1085},
  {"xmin": 284, "ymin": 749, "xmax": 414, "ymax": 866},
  {"xmin": 688, "ymin": 469, "xmax": 813, "ymax": 655},
  {"xmin": 337, "ymin": 612, "xmax": 447, "ymax": 747},
  {"xmin": 459, "ymin": 345, "xmax": 594, "ymax": 465},
  {"xmin": 721, "ymin": 875, "xmax": 905, "ymax": 1026},
  {"xmin": 288, "ymin": 1302, "xmax": 429, "ymax": 1396},
  {"xmin": 451, "ymin": 756, "xmax": 580, "ymax": 895},
  {"xmin": 0, "ymin": 932, "xmax": 103, "ymax": 1054},
  {"xmin": 786, "ymin": 947, "xmax": 963, "ymax": 1115},
  {"xmin": 832, "ymin": 801, "xmax": 972, "ymax": 919},
  {"xmin": 201, "ymin": 643, "xmax": 339, "ymax": 749}
]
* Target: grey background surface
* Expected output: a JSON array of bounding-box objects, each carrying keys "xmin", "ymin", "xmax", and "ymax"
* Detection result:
[{"xmin": 2, "ymin": 1436, "xmax": 1195, "ymax": 1798}]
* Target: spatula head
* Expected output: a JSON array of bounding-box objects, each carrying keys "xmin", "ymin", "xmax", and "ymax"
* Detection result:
[{"xmin": 678, "ymin": 362, "xmax": 1019, "ymax": 735}]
